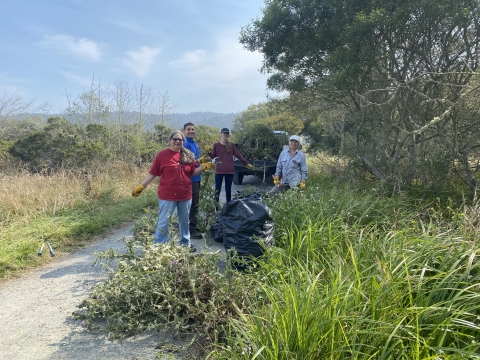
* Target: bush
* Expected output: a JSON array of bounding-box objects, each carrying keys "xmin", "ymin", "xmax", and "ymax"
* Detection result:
[{"xmin": 234, "ymin": 124, "xmax": 288, "ymax": 160}]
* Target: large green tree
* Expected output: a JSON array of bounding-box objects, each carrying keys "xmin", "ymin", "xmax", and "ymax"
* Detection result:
[{"xmin": 241, "ymin": 0, "xmax": 480, "ymax": 197}]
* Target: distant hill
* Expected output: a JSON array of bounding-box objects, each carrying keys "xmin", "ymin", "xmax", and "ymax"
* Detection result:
[
  {"xmin": 27, "ymin": 111, "xmax": 236, "ymax": 130},
  {"xmin": 169, "ymin": 112, "xmax": 236, "ymax": 129}
]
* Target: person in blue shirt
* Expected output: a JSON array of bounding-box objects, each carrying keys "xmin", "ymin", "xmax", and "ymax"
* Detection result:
[
  {"xmin": 269, "ymin": 135, "xmax": 308, "ymax": 194},
  {"xmin": 183, "ymin": 122, "xmax": 202, "ymax": 238}
]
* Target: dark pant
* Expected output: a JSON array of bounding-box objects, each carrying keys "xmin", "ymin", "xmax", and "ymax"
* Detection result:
[
  {"xmin": 215, "ymin": 173, "xmax": 234, "ymax": 203},
  {"xmin": 189, "ymin": 181, "xmax": 200, "ymax": 231}
]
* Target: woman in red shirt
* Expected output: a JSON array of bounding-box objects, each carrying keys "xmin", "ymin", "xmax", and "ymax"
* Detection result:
[
  {"xmin": 132, "ymin": 130, "xmax": 213, "ymax": 250},
  {"xmin": 207, "ymin": 128, "xmax": 254, "ymax": 204}
]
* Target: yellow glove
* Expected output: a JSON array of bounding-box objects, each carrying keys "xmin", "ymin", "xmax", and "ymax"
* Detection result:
[
  {"xmin": 132, "ymin": 184, "xmax": 145, "ymax": 197},
  {"xmin": 246, "ymin": 163, "xmax": 255, "ymax": 170},
  {"xmin": 273, "ymin": 176, "xmax": 280, "ymax": 186},
  {"xmin": 204, "ymin": 145, "xmax": 212, "ymax": 153},
  {"xmin": 299, "ymin": 180, "xmax": 306, "ymax": 190},
  {"xmin": 198, "ymin": 155, "xmax": 212, "ymax": 164},
  {"xmin": 201, "ymin": 162, "xmax": 214, "ymax": 171}
]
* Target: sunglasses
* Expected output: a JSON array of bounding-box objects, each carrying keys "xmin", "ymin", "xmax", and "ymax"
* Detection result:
[
  {"xmin": 222, "ymin": 132, "xmax": 230, "ymax": 135},
  {"xmin": 172, "ymin": 138, "xmax": 184, "ymax": 142}
]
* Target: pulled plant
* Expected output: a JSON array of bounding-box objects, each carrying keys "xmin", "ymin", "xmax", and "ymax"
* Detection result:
[{"xmin": 74, "ymin": 216, "xmax": 255, "ymax": 342}]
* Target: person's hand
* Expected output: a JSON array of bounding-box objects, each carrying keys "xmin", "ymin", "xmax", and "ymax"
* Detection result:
[
  {"xmin": 246, "ymin": 163, "xmax": 255, "ymax": 170},
  {"xmin": 299, "ymin": 180, "xmax": 306, "ymax": 190},
  {"xmin": 201, "ymin": 162, "xmax": 214, "ymax": 171},
  {"xmin": 204, "ymin": 145, "xmax": 212, "ymax": 153},
  {"xmin": 132, "ymin": 184, "xmax": 145, "ymax": 197},
  {"xmin": 273, "ymin": 176, "xmax": 280, "ymax": 186},
  {"xmin": 198, "ymin": 155, "xmax": 212, "ymax": 164}
]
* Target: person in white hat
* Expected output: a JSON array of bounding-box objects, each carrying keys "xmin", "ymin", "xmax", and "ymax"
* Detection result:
[{"xmin": 269, "ymin": 134, "xmax": 308, "ymax": 194}]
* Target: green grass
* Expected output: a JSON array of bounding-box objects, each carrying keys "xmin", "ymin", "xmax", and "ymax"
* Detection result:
[
  {"xmin": 207, "ymin": 175, "xmax": 480, "ymax": 359},
  {"xmin": 0, "ymin": 189, "xmax": 157, "ymax": 279}
]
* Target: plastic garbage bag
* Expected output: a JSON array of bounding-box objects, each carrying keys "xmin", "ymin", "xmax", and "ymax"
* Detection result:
[{"xmin": 212, "ymin": 193, "xmax": 274, "ymax": 262}]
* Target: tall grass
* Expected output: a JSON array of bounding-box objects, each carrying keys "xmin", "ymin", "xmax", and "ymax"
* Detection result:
[
  {"xmin": 208, "ymin": 175, "xmax": 480, "ymax": 359},
  {"xmin": 0, "ymin": 162, "xmax": 157, "ymax": 278},
  {"xmin": 0, "ymin": 162, "xmax": 147, "ymax": 225}
]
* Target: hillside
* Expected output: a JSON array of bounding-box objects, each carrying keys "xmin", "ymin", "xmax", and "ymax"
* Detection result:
[{"xmin": 27, "ymin": 112, "xmax": 236, "ymax": 131}]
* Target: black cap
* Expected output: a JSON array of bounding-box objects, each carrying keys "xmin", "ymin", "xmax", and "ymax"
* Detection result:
[{"xmin": 221, "ymin": 128, "xmax": 230, "ymax": 133}]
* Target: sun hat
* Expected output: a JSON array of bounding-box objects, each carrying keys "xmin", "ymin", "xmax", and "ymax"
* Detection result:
[
  {"xmin": 221, "ymin": 128, "xmax": 230, "ymax": 133},
  {"xmin": 289, "ymin": 135, "xmax": 301, "ymax": 142}
]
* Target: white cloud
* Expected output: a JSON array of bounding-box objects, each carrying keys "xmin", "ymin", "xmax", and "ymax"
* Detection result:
[
  {"xmin": 123, "ymin": 46, "xmax": 161, "ymax": 77},
  {"xmin": 39, "ymin": 35, "xmax": 101, "ymax": 61},
  {"xmin": 168, "ymin": 34, "xmax": 270, "ymax": 111},
  {"xmin": 169, "ymin": 35, "xmax": 265, "ymax": 88}
]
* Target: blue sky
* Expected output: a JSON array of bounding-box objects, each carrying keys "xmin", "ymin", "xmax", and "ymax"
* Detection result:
[{"xmin": 0, "ymin": 0, "xmax": 273, "ymax": 114}]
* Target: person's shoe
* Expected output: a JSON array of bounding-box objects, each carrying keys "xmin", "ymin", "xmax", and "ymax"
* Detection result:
[
  {"xmin": 181, "ymin": 243, "xmax": 197, "ymax": 252},
  {"xmin": 190, "ymin": 231, "xmax": 203, "ymax": 239}
]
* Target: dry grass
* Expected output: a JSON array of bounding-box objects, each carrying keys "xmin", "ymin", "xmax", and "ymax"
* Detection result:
[
  {"xmin": 307, "ymin": 152, "xmax": 349, "ymax": 176},
  {"xmin": 0, "ymin": 162, "xmax": 151, "ymax": 226}
]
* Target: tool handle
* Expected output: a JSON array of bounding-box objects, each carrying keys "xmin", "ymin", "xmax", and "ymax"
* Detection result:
[
  {"xmin": 37, "ymin": 242, "xmax": 45, "ymax": 256},
  {"xmin": 47, "ymin": 242, "xmax": 55, "ymax": 256}
]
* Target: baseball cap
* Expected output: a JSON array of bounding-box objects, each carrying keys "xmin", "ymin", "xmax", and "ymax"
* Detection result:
[
  {"xmin": 221, "ymin": 128, "xmax": 230, "ymax": 133},
  {"xmin": 289, "ymin": 135, "xmax": 301, "ymax": 142}
]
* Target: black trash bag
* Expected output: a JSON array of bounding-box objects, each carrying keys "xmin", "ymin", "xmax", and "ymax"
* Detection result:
[
  {"xmin": 210, "ymin": 220, "xmax": 224, "ymax": 243},
  {"xmin": 218, "ymin": 193, "xmax": 274, "ymax": 261}
]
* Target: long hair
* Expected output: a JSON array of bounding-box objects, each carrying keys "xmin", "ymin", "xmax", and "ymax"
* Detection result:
[{"xmin": 169, "ymin": 130, "xmax": 195, "ymax": 164}]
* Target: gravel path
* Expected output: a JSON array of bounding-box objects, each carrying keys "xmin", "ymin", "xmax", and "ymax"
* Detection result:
[{"xmin": 0, "ymin": 176, "xmax": 271, "ymax": 360}]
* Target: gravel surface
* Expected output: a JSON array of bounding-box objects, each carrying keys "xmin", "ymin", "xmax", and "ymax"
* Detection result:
[{"xmin": 0, "ymin": 176, "xmax": 272, "ymax": 360}]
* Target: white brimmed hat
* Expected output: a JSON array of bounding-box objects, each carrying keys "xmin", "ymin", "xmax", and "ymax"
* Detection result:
[{"xmin": 289, "ymin": 135, "xmax": 301, "ymax": 142}]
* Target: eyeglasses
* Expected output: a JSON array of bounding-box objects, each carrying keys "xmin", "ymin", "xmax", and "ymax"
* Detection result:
[
  {"xmin": 172, "ymin": 138, "xmax": 184, "ymax": 142},
  {"xmin": 222, "ymin": 132, "xmax": 230, "ymax": 135}
]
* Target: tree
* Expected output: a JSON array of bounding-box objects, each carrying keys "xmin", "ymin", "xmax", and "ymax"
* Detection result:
[
  {"xmin": 154, "ymin": 90, "xmax": 178, "ymax": 142},
  {"xmin": 0, "ymin": 90, "xmax": 49, "ymax": 140},
  {"xmin": 233, "ymin": 102, "xmax": 303, "ymax": 135},
  {"xmin": 241, "ymin": 0, "xmax": 480, "ymax": 198},
  {"xmin": 65, "ymin": 77, "xmax": 110, "ymax": 126},
  {"xmin": 9, "ymin": 117, "xmax": 112, "ymax": 171},
  {"xmin": 194, "ymin": 124, "xmax": 220, "ymax": 151}
]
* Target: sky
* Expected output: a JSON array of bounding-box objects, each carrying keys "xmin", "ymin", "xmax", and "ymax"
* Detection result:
[{"xmin": 0, "ymin": 0, "xmax": 274, "ymax": 114}]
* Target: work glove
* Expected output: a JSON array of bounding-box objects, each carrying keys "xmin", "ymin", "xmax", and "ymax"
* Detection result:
[
  {"xmin": 198, "ymin": 155, "xmax": 212, "ymax": 164},
  {"xmin": 299, "ymin": 180, "xmax": 306, "ymax": 190},
  {"xmin": 201, "ymin": 162, "xmax": 214, "ymax": 171},
  {"xmin": 273, "ymin": 176, "xmax": 280, "ymax": 186},
  {"xmin": 132, "ymin": 184, "xmax": 145, "ymax": 197},
  {"xmin": 204, "ymin": 145, "xmax": 212, "ymax": 153},
  {"xmin": 246, "ymin": 163, "xmax": 255, "ymax": 170}
]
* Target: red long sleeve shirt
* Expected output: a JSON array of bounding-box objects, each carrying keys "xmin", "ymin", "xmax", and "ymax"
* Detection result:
[{"xmin": 209, "ymin": 142, "xmax": 248, "ymax": 174}]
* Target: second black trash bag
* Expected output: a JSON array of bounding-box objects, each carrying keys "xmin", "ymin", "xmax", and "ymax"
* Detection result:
[{"xmin": 216, "ymin": 193, "xmax": 274, "ymax": 258}]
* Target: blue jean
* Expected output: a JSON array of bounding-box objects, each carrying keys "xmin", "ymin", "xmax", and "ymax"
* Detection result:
[
  {"xmin": 154, "ymin": 199, "xmax": 192, "ymax": 246},
  {"xmin": 215, "ymin": 173, "xmax": 234, "ymax": 203}
]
